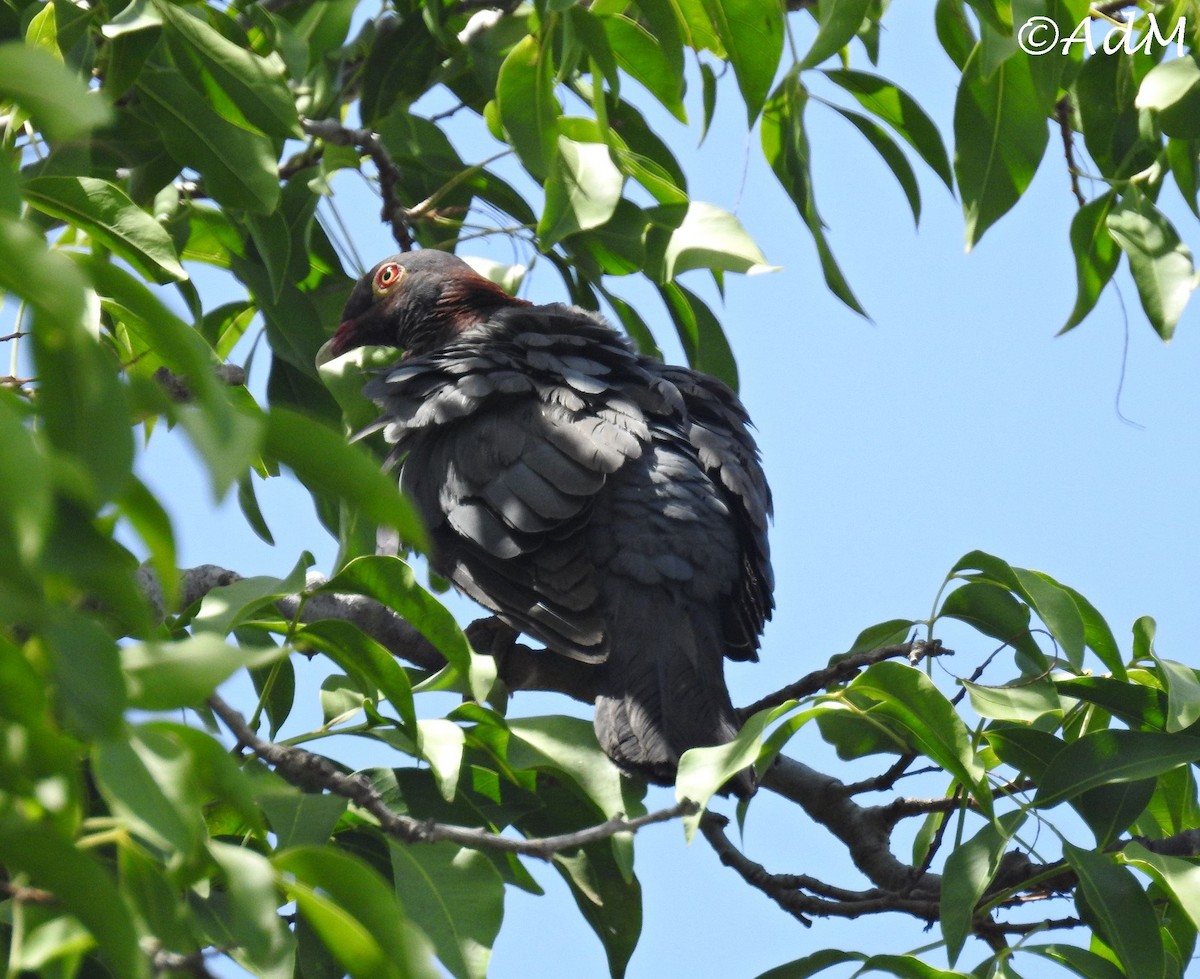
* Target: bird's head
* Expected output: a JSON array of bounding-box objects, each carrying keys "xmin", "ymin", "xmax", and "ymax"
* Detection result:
[{"xmin": 317, "ymin": 251, "xmax": 524, "ymax": 365}]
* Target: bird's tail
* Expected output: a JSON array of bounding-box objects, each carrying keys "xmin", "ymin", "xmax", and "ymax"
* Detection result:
[{"xmin": 592, "ymin": 591, "xmax": 755, "ymax": 797}]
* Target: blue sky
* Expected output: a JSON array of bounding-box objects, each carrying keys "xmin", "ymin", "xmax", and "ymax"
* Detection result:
[{"xmin": 134, "ymin": 4, "xmax": 1200, "ymax": 977}]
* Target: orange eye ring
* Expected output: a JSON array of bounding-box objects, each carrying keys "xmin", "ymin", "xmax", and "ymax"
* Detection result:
[{"xmin": 373, "ymin": 262, "xmax": 403, "ymax": 295}]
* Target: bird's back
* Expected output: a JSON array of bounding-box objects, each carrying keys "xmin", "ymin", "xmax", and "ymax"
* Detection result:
[{"xmin": 366, "ymin": 301, "xmax": 772, "ymax": 792}]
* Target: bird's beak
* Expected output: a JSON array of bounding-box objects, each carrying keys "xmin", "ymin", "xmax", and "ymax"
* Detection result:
[
  {"xmin": 315, "ymin": 319, "xmax": 357, "ymax": 368},
  {"xmin": 314, "ymin": 337, "xmax": 339, "ymax": 368}
]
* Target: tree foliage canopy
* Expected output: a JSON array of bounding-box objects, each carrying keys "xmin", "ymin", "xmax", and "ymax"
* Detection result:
[{"xmin": 1, "ymin": 0, "xmax": 1199, "ymax": 977}]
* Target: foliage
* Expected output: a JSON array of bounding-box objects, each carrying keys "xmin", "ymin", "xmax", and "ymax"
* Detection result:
[{"xmin": 0, "ymin": 1, "xmax": 1199, "ymax": 978}]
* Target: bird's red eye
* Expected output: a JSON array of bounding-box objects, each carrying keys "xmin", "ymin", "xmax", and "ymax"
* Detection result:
[{"xmin": 374, "ymin": 263, "xmax": 403, "ymax": 293}]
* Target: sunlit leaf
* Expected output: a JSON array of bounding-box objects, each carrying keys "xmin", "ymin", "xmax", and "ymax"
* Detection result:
[
  {"xmin": 1061, "ymin": 194, "xmax": 1120, "ymax": 332},
  {"xmin": 274, "ymin": 847, "xmax": 441, "ymax": 979},
  {"xmin": 1105, "ymin": 187, "xmax": 1196, "ymax": 341},
  {"xmin": 700, "ymin": 0, "xmax": 783, "ymax": 122},
  {"xmin": 800, "ymin": 0, "xmax": 873, "ymax": 69},
  {"xmin": 122, "ymin": 634, "xmax": 283, "ymax": 711},
  {"xmin": 137, "ymin": 66, "xmax": 281, "ymax": 214},
  {"xmin": 495, "ymin": 35, "xmax": 561, "ymax": 179},
  {"xmin": 1136, "ymin": 51, "xmax": 1200, "ymax": 140},
  {"xmin": 0, "ymin": 815, "xmax": 147, "ymax": 978},
  {"xmin": 24, "ymin": 176, "xmax": 186, "ymax": 283},
  {"xmin": 0, "ymin": 41, "xmax": 111, "ymax": 139},
  {"xmin": 954, "ymin": 45, "xmax": 1049, "ymax": 248}
]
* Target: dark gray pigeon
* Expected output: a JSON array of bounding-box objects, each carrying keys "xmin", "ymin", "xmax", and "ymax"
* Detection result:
[{"xmin": 321, "ymin": 250, "xmax": 773, "ymax": 795}]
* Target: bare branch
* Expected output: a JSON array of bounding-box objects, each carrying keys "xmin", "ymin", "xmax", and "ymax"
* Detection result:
[
  {"xmin": 0, "ymin": 879, "xmax": 56, "ymax": 905},
  {"xmin": 300, "ymin": 117, "xmax": 415, "ymax": 251},
  {"xmin": 208, "ymin": 694, "xmax": 695, "ymax": 860},
  {"xmin": 153, "ymin": 364, "xmax": 248, "ymax": 403},
  {"xmin": 1054, "ymin": 97, "xmax": 1087, "ymax": 208},
  {"xmin": 739, "ymin": 640, "xmax": 951, "ymax": 719}
]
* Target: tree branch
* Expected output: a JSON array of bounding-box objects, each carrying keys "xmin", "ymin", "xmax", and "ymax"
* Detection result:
[
  {"xmin": 208, "ymin": 694, "xmax": 696, "ymax": 860},
  {"xmin": 1054, "ymin": 97, "xmax": 1087, "ymax": 208},
  {"xmin": 300, "ymin": 117, "xmax": 415, "ymax": 251},
  {"xmin": 739, "ymin": 640, "xmax": 951, "ymax": 719}
]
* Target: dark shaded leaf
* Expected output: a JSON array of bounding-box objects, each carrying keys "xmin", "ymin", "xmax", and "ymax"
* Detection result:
[{"xmin": 1035, "ymin": 730, "xmax": 1200, "ymax": 807}]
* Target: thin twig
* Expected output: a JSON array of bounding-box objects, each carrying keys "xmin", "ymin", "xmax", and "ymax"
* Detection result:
[
  {"xmin": 739, "ymin": 641, "xmax": 951, "ymax": 719},
  {"xmin": 300, "ymin": 117, "xmax": 415, "ymax": 251},
  {"xmin": 208, "ymin": 694, "xmax": 696, "ymax": 860},
  {"xmin": 1054, "ymin": 97, "xmax": 1087, "ymax": 208}
]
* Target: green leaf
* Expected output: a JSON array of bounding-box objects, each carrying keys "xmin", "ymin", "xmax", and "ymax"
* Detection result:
[
  {"xmin": 0, "ymin": 815, "xmax": 147, "ymax": 978},
  {"xmin": 1166, "ymin": 138, "xmax": 1200, "ymax": 219},
  {"xmin": 844, "ymin": 618, "xmax": 915, "ymax": 654},
  {"xmin": 1075, "ymin": 778, "xmax": 1155, "ymax": 846},
  {"xmin": 264, "ymin": 409, "xmax": 430, "ymax": 553},
  {"xmin": 1105, "ymin": 187, "xmax": 1195, "ymax": 341},
  {"xmin": 1152, "ymin": 654, "xmax": 1200, "ymax": 733},
  {"xmin": 657, "ymin": 200, "xmax": 776, "ymax": 279},
  {"xmin": 800, "ymin": 0, "xmax": 873, "ymax": 69},
  {"xmin": 1024, "ymin": 944, "xmax": 1127, "ymax": 979},
  {"xmin": 1064, "ymin": 842, "xmax": 1165, "ymax": 979},
  {"xmin": 274, "ymin": 847, "xmax": 441, "ymax": 979},
  {"xmin": 1013, "ymin": 567, "xmax": 1085, "ymax": 667},
  {"xmin": 984, "ymin": 724, "xmax": 1062, "ymax": 781},
  {"xmin": 940, "ymin": 811, "xmax": 1026, "ymax": 964},
  {"xmin": 954, "ymin": 44, "xmax": 1050, "ymax": 248},
  {"xmin": 23, "ymin": 176, "xmax": 186, "ymax": 283},
  {"xmin": 507, "ymin": 715, "xmax": 639, "ymax": 823},
  {"xmin": 417, "ymin": 719, "xmax": 466, "ymax": 801},
  {"xmin": 495, "ymin": 35, "xmax": 561, "ymax": 180},
  {"xmin": 1034, "ymin": 729, "xmax": 1200, "ymax": 808},
  {"xmin": 81, "ymin": 255, "xmax": 262, "ymax": 497},
  {"xmin": 43, "ymin": 607, "xmax": 127, "ymax": 739},
  {"xmin": 1061, "ymin": 193, "xmax": 1120, "ymax": 332},
  {"xmin": 18, "ymin": 239, "xmax": 132, "ymax": 505},
  {"xmin": 0, "ymin": 41, "xmax": 112, "ymax": 139},
  {"xmin": 257, "ymin": 786, "xmax": 347, "ymax": 850},
  {"xmin": 700, "ymin": 0, "xmax": 783, "ymax": 122},
  {"xmin": 600, "ymin": 11, "xmax": 685, "ymax": 122},
  {"xmin": 761, "ymin": 73, "xmax": 866, "ymax": 316},
  {"xmin": 1061, "ymin": 582, "xmax": 1125, "ymax": 679},
  {"xmin": 658, "ymin": 281, "xmax": 739, "ymax": 390},
  {"xmin": 963, "ymin": 677, "xmax": 1061, "ymax": 723},
  {"xmin": 677, "ymin": 705, "xmax": 788, "ymax": 837},
  {"xmin": 849, "ymin": 661, "xmax": 991, "ymax": 809},
  {"xmin": 155, "ymin": 0, "xmax": 301, "ymax": 139},
  {"xmin": 389, "ymin": 842, "xmax": 505, "ymax": 979},
  {"xmin": 1136, "ymin": 52, "xmax": 1200, "ymax": 140},
  {"xmin": 296, "ymin": 619, "xmax": 417, "ymax": 733},
  {"xmin": 137, "ymin": 66, "xmax": 281, "ymax": 214},
  {"xmin": 1058, "ymin": 675, "xmax": 1165, "ymax": 731},
  {"xmin": 754, "ymin": 949, "xmax": 865, "ymax": 979},
  {"xmin": 0, "ymin": 390, "xmax": 51, "ymax": 566},
  {"xmin": 824, "ymin": 68, "xmax": 953, "ymax": 188},
  {"xmin": 1121, "ymin": 841, "xmax": 1200, "ymax": 934},
  {"xmin": 192, "ymin": 553, "xmax": 310, "ymax": 637},
  {"xmin": 830, "ymin": 105, "xmax": 921, "ymax": 224},
  {"xmin": 93, "ymin": 731, "xmax": 206, "ymax": 856},
  {"xmin": 121, "ymin": 634, "xmax": 283, "ymax": 711},
  {"xmin": 208, "ymin": 842, "xmax": 294, "ymax": 973},
  {"xmin": 538, "ymin": 136, "xmax": 624, "ymax": 247},
  {"xmin": 318, "ymin": 556, "xmax": 490, "ymax": 701},
  {"xmin": 938, "ymin": 580, "xmax": 1044, "ymax": 671}
]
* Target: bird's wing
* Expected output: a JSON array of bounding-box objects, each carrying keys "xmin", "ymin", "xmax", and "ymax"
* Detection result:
[
  {"xmin": 657, "ymin": 366, "xmax": 774, "ymax": 661},
  {"xmin": 364, "ymin": 306, "xmax": 652, "ymax": 662}
]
